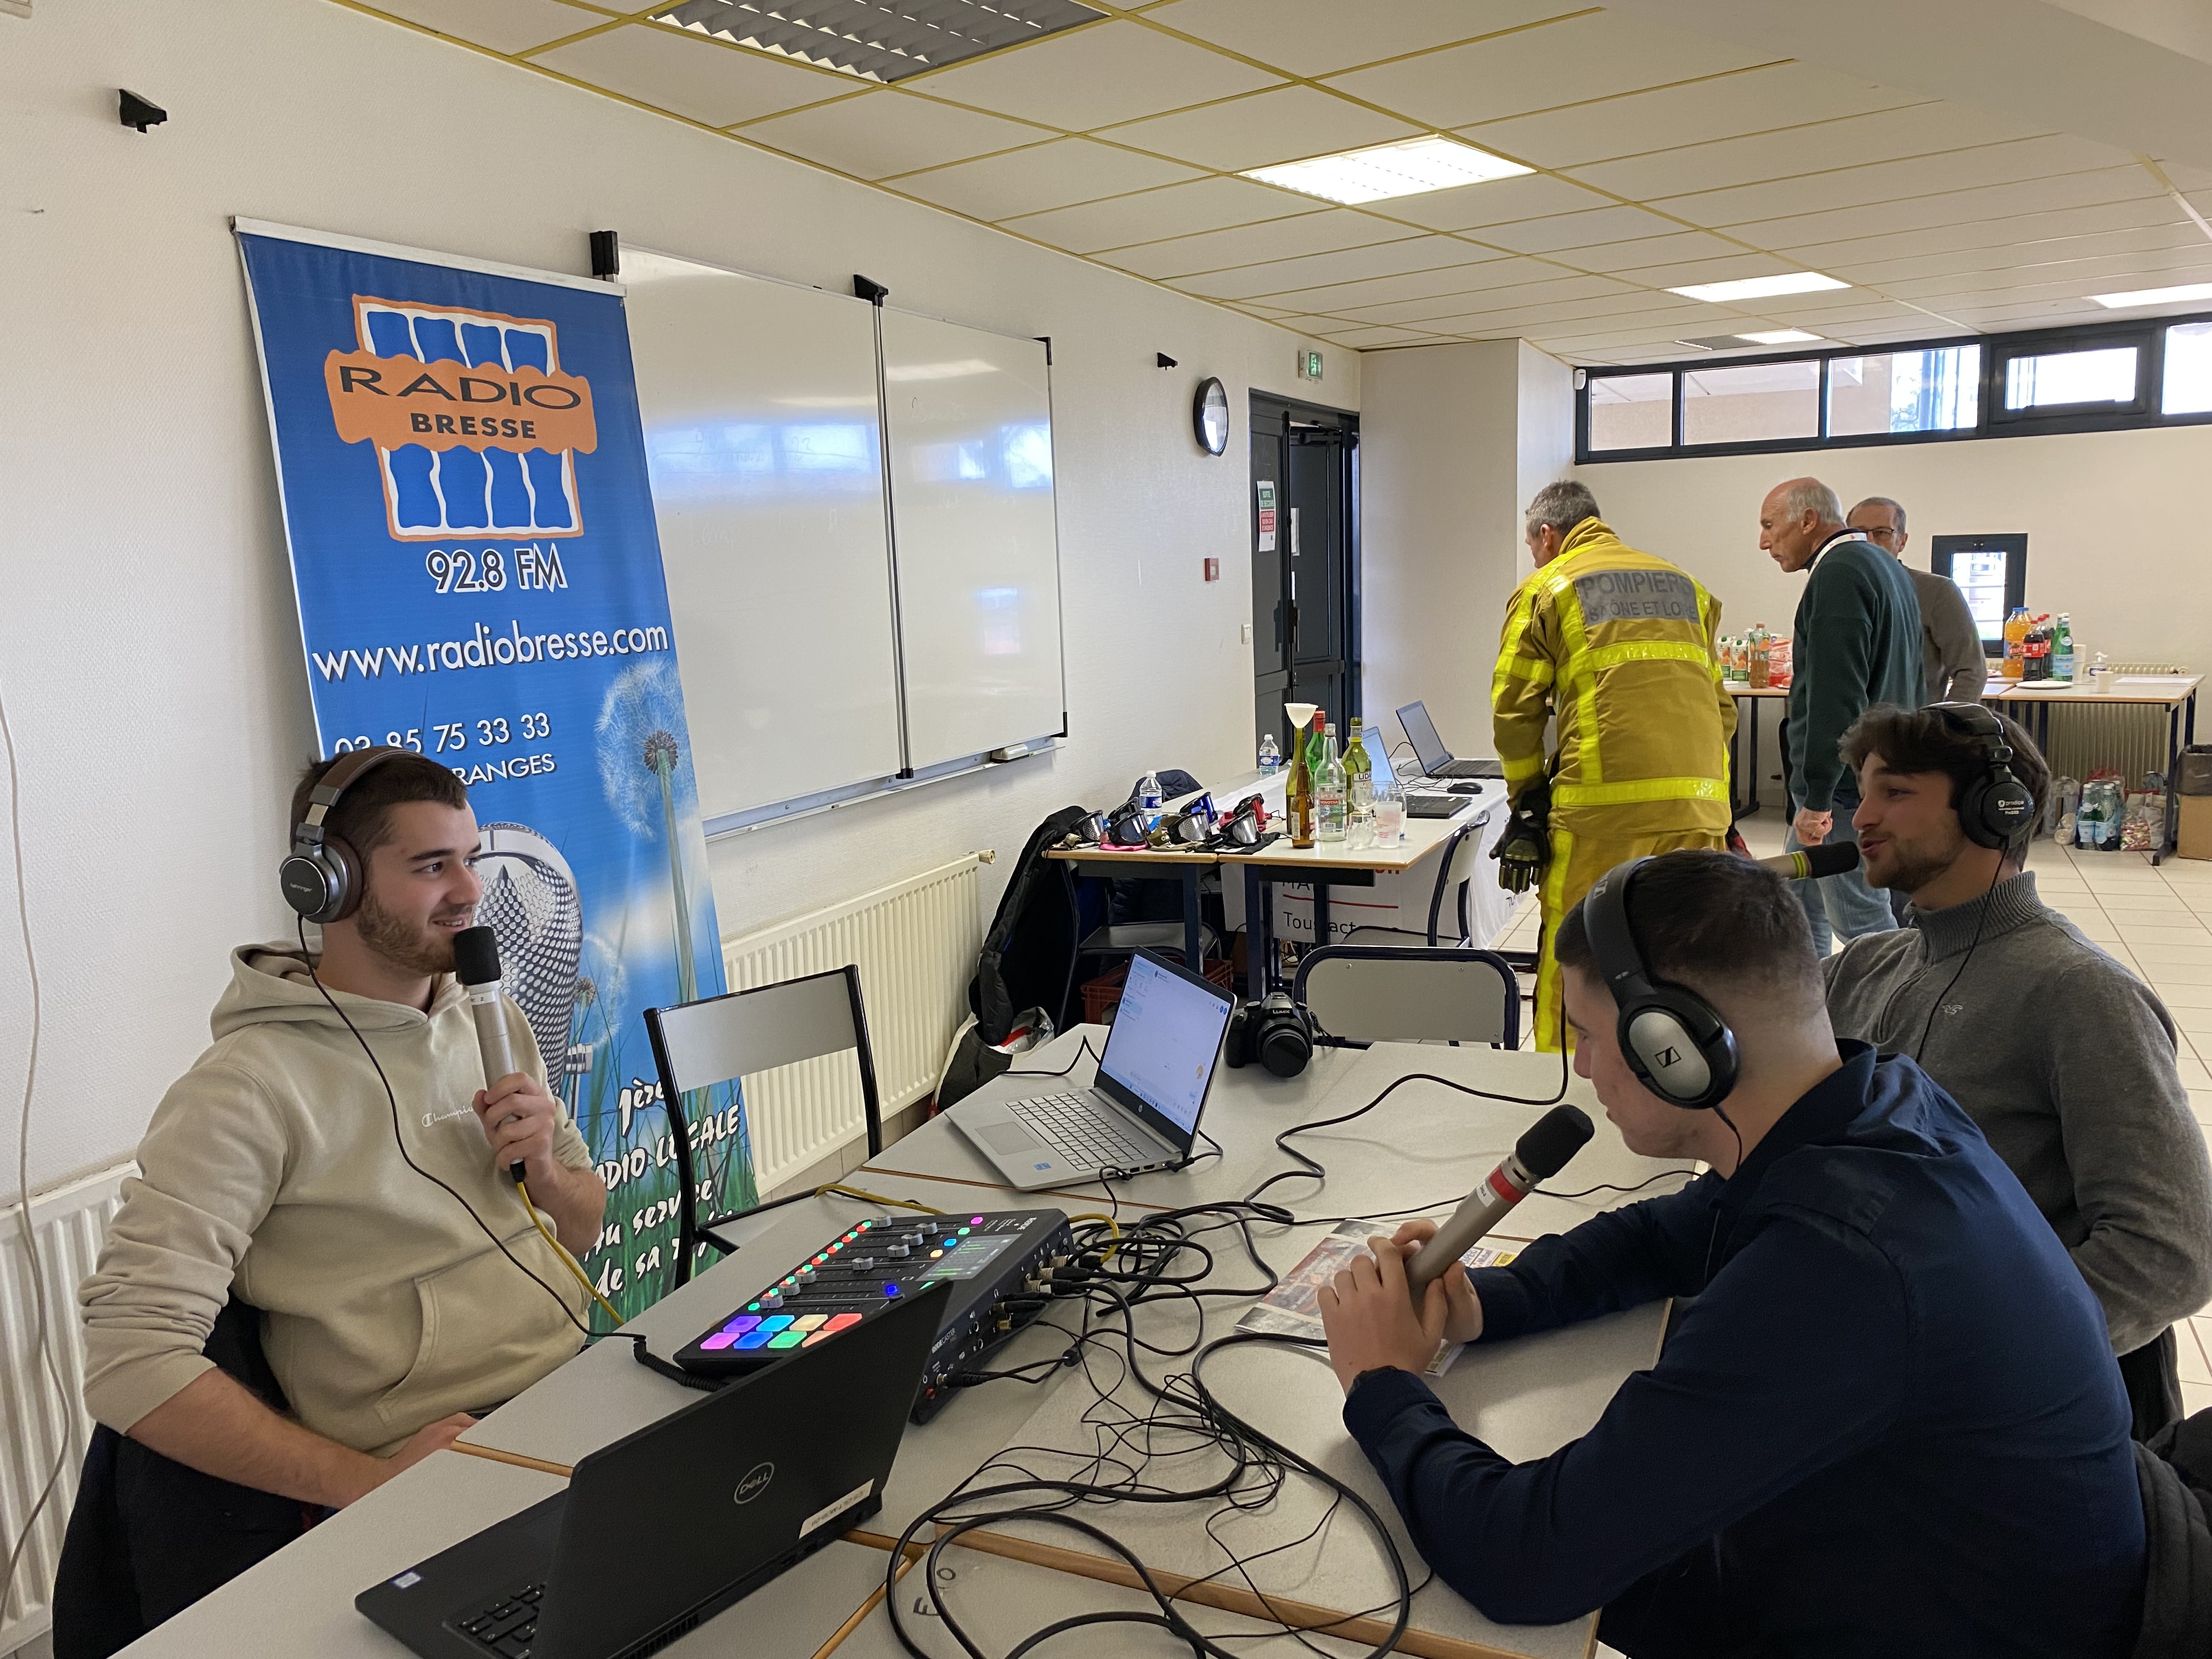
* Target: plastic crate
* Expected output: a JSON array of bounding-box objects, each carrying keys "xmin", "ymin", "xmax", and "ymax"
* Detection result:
[{"xmin": 1081, "ymin": 958, "xmax": 1235, "ymax": 1025}]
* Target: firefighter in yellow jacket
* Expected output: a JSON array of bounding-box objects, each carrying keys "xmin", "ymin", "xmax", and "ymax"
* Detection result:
[{"xmin": 1492, "ymin": 482, "xmax": 1737, "ymax": 1049}]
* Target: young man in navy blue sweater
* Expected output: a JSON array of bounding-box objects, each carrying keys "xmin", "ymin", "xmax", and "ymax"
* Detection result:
[{"xmin": 1318, "ymin": 850, "xmax": 2144, "ymax": 1657}]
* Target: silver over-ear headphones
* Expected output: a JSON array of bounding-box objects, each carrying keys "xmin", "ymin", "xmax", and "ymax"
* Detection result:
[{"xmin": 1581, "ymin": 857, "xmax": 1740, "ymax": 1109}]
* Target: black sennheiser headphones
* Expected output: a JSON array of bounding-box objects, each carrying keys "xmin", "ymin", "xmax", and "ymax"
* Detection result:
[
  {"xmin": 1224, "ymin": 991, "xmax": 1316, "ymax": 1077},
  {"xmin": 1926, "ymin": 701, "xmax": 2037, "ymax": 850},
  {"xmin": 280, "ymin": 745, "xmax": 404, "ymax": 923},
  {"xmin": 1583, "ymin": 856, "xmax": 1740, "ymax": 1109}
]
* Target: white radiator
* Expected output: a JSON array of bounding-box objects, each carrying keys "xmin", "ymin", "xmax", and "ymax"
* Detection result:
[
  {"xmin": 2, "ymin": 1163, "xmax": 131, "ymax": 1656},
  {"xmin": 720, "ymin": 854, "xmax": 985, "ymax": 1193}
]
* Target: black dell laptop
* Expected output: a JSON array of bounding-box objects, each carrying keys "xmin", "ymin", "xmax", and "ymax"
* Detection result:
[
  {"xmin": 1397, "ymin": 699, "xmax": 1504, "ymax": 781},
  {"xmin": 358, "ymin": 1279, "xmax": 949, "ymax": 1659}
]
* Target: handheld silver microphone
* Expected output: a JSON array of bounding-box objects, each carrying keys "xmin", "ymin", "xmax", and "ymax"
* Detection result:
[
  {"xmin": 452, "ymin": 926, "xmax": 523, "ymax": 1183},
  {"xmin": 1406, "ymin": 1105, "xmax": 1594, "ymax": 1304}
]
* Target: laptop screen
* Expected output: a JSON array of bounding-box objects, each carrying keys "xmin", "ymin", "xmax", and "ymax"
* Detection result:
[
  {"xmin": 1097, "ymin": 953, "xmax": 1233, "ymax": 1147},
  {"xmin": 1397, "ymin": 701, "xmax": 1451, "ymax": 774}
]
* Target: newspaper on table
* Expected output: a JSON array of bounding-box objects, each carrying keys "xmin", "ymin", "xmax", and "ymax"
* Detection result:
[{"xmin": 1233, "ymin": 1219, "xmax": 1516, "ymax": 1379}]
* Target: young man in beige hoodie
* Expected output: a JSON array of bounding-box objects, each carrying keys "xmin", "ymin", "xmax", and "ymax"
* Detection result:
[{"xmin": 78, "ymin": 753, "xmax": 607, "ymax": 1517}]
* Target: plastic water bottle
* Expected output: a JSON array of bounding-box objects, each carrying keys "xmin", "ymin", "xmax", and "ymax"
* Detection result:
[
  {"xmin": 1257, "ymin": 733, "xmax": 1280, "ymax": 775},
  {"xmin": 1137, "ymin": 771, "xmax": 1163, "ymax": 828}
]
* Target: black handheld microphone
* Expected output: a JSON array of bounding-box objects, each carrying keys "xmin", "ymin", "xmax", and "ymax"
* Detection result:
[
  {"xmin": 1405, "ymin": 1105, "xmax": 1595, "ymax": 1304},
  {"xmin": 452, "ymin": 925, "xmax": 524, "ymax": 1184},
  {"xmin": 1757, "ymin": 843, "xmax": 1860, "ymax": 880}
]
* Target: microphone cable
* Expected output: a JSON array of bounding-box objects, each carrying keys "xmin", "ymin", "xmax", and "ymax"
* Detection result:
[{"xmin": 298, "ymin": 916, "xmax": 594, "ymax": 1341}]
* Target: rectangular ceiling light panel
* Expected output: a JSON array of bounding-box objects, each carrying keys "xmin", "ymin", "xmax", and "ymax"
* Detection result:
[
  {"xmin": 1737, "ymin": 328, "xmax": 1822, "ymax": 344},
  {"xmin": 651, "ymin": 0, "xmax": 1105, "ymax": 82},
  {"xmin": 1243, "ymin": 136, "xmax": 1532, "ymax": 205},
  {"xmin": 2089, "ymin": 281, "xmax": 2212, "ymax": 309},
  {"xmin": 1669, "ymin": 272, "xmax": 1849, "ymax": 303}
]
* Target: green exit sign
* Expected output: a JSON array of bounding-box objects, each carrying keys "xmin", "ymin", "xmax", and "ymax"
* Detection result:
[{"xmin": 1297, "ymin": 348, "xmax": 1323, "ymax": 381}]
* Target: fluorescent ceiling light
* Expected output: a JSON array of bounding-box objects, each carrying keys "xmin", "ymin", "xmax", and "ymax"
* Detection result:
[
  {"xmin": 2088, "ymin": 281, "xmax": 2212, "ymax": 309},
  {"xmin": 1669, "ymin": 273, "xmax": 1849, "ymax": 303},
  {"xmin": 1738, "ymin": 329, "xmax": 1822, "ymax": 345},
  {"xmin": 1243, "ymin": 137, "xmax": 1531, "ymax": 205}
]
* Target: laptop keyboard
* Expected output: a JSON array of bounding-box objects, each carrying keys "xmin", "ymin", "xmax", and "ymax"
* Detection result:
[
  {"xmin": 1007, "ymin": 1093, "xmax": 1159, "ymax": 1171},
  {"xmin": 451, "ymin": 1581, "xmax": 543, "ymax": 1657}
]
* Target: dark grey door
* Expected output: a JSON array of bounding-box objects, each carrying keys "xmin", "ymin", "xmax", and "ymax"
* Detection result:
[{"xmin": 1250, "ymin": 393, "xmax": 1359, "ymax": 759}]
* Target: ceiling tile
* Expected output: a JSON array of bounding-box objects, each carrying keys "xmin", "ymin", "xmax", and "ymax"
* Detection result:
[
  {"xmin": 529, "ymin": 23, "xmax": 844, "ymax": 126},
  {"xmin": 1245, "ymin": 258, "xmax": 1547, "ymax": 315},
  {"xmin": 1469, "ymin": 205, "xmax": 1683, "ymax": 255},
  {"xmin": 1098, "ymin": 210, "xmax": 1415, "ymax": 280},
  {"xmin": 1556, "ymin": 229, "xmax": 1747, "ymax": 270},
  {"xmin": 1900, "ymin": 259, "xmax": 2212, "ymax": 307},
  {"xmin": 1568, "ymin": 103, "xmax": 2055, "ymax": 205},
  {"xmin": 1459, "ymin": 62, "xmax": 1923, "ymax": 172},
  {"xmin": 1167, "ymin": 234, "xmax": 1506, "ymax": 298},
  {"xmin": 1095, "ymin": 85, "xmax": 1423, "ymax": 172},
  {"xmin": 1002, "ymin": 177, "xmax": 1317, "ymax": 253},
  {"xmin": 1652, "ymin": 134, "xmax": 2138, "ymax": 228},
  {"xmin": 1142, "ymin": 0, "xmax": 1570, "ymax": 78},
  {"xmin": 1775, "ymin": 196, "xmax": 2196, "ymax": 269},
  {"xmin": 1830, "ymin": 223, "xmax": 2210, "ymax": 288},
  {"xmin": 1379, "ymin": 173, "xmax": 1619, "ymax": 233},
  {"xmin": 1734, "ymin": 167, "xmax": 2172, "ymax": 253},
  {"xmin": 734, "ymin": 89, "xmax": 1048, "ymax": 179},
  {"xmin": 1343, "ymin": 280, "xmax": 1658, "ymax": 328},
  {"xmin": 1320, "ymin": 324, "xmax": 1439, "ymax": 348},
  {"xmin": 888, "ymin": 139, "xmax": 1205, "ymax": 221},
  {"xmin": 1601, "ymin": 251, "xmax": 1804, "ymax": 289},
  {"xmin": 359, "ymin": 0, "xmax": 605, "ymax": 54},
  {"xmin": 1323, "ymin": 12, "xmax": 1774, "ymax": 131},
  {"xmin": 908, "ymin": 20, "xmax": 1280, "ymax": 131}
]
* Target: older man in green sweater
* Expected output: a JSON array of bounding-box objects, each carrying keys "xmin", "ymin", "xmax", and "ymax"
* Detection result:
[
  {"xmin": 1759, "ymin": 477, "xmax": 1923, "ymax": 952},
  {"xmin": 1824, "ymin": 702, "xmax": 2212, "ymax": 1437}
]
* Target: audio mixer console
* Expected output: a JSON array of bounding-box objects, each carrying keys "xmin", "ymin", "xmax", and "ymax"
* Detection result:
[{"xmin": 674, "ymin": 1208, "xmax": 1074, "ymax": 1421}]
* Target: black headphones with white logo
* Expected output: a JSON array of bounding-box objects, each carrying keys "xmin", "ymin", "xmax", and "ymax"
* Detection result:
[
  {"xmin": 279, "ymin": 746, "xmax": 404, "ymax": 924},
  {"xmin": 1927, "ymin": 701, "xmax": 2036, "ymax": 850},
  {"xmin": 1582, "ymin": 857, "xmax": 1739, "ymax": 1109}
]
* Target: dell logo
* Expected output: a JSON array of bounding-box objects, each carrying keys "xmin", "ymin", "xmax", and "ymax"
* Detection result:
[{"xmin": 733, "ymin": 1462, "xmax": 775, "ymax": 1504}]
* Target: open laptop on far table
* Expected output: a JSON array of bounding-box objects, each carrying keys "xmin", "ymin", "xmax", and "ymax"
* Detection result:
[
  {"xmin": 1375, "ymin": 725, "xmax": 1485, "ymax": 820},
  {"xmin": 947, "ymin": 950, "xmax": 1233, "ymax": 1190},
  {"xmin": 358, "ymin": 1279, "xmax": 950, "ymax": 1659},
  {"xmin": 1397, "ymin": 700, "xmax": 1504, "ymax": 782}
]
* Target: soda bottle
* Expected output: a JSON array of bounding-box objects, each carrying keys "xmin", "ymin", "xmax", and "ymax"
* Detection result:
[
  {"xmin": 2051, "ymin": 614, "xmax": 2074, "ymax": 682},
  {"xmin": 1750, "ymin": 625, "xmax": 1770, "ymax": 689},
  {"xmin": 1317, "ymin": 723, "xmax": 1348, "ymax": 843},
  {"xmin": 1288, "ymin": 713, "xmax": 1318, "ymax": 848},
  {"xmin": 2003, "ymin": 607, "xmax": 2028, "ymax": 680}
]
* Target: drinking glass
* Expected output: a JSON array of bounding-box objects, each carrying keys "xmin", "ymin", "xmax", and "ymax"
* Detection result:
[{"xmin": 1372, "ymin": 781, "xmax": 1405, "ymax": 845}]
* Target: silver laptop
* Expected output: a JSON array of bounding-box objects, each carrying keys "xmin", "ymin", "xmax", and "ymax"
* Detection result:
[
  {"xmin": 949, "ymin": 950, "xmax": 1234, "ymax": 1189},
  {"xmin": 1398, "ymin": 699, "xmax": 1503, "ymax": 781}
]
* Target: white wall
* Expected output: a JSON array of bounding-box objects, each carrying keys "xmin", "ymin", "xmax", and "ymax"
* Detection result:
[
  {"xmin": 1578, "ymin": 422, "xmax": 2212, "ymax": 796},
  {"xmin": 0, "ymin": 0, "xmax": 1354, "ymax": 1195},
  {"xmin": 1359, "ymin": 341, "xmax": 1573, "ymax": 759}
]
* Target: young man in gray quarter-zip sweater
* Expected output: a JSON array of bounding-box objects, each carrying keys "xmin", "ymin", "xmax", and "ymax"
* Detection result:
[{"xmin": 1823, "ymin": 702, "xmax": 2212, "ymax": 1437}]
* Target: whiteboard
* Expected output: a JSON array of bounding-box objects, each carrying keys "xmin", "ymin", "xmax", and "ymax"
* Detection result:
[
  {"xmin": 624, "ymin": 249, "xmax": 901, "ymax": 823},
  {"xmin": 879, "ymin": 308, "xmax": 1065, "ymax": 770}
]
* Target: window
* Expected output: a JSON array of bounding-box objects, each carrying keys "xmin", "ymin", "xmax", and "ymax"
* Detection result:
[
  {"xmin": 2003, "ymin": 346, "xmax": 2137, "ymax": 410},
  {"xmin": 1585, "ymin": 373, "xmax": 1672, "ymax": 452},
  {"xmin": 2164, "ymin": 322, "xmax": 2212, "ymax": 415},
  {"xmin": 1681, "ymin": 359, "xmax": 1820, "ymax": 445},
  {"xmin": 1577, "ymin": 308, "xmax": 2212, "ymax": 462},
  {"xmin": 1827, "ymin": 345, "xmax": 1979, "ymax": 436}
]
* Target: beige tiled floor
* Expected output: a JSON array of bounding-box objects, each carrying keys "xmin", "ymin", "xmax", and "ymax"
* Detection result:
[{"xmin": 1495, "ymin": 810, "xmax": 2212, "ymax": 1413}]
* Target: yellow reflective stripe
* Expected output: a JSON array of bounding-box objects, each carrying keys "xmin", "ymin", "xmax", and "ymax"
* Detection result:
[
  {"xmin": 1553, "ymin": 579, "xmax": 1602, "ymax": 787},
  {"xmin": 1491, "ymin": 586, "xmax": 1541, "ymax": 710},
  {"xmin": 1553, "ymin": 776, "xmax": 1729, "ymax": 808},
  {"xmin": 1576, "ymin": 640, "xmax": 1718, "ymax": 675},
  {"xmin": 1498, "ymin": 656, "xmax": 1555, "ymax": 685},
  {"xmin": 1502, "ymin": 752, "xmax": 1545, "ymax": 783}
]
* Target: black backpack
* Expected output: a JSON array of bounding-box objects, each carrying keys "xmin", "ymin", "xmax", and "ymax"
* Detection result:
[{"xmin": 969, "ymin": 805, "xmax": 1091, "ymax": 1045}]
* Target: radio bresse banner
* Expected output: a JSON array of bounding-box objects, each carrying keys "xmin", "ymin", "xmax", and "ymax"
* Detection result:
[{"xmin": 238, "ymin": 221, "xmax": 751, "ymax": 1323}]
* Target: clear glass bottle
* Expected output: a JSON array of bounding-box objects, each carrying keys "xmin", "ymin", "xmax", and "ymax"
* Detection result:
[
  {"xmin": 1317, "ymin": 723, "xmax": 1348, "ymax": 843},
  {"xmin": 1344, "ymin": 718, "xmax": 1373, "ymax": 812}
]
